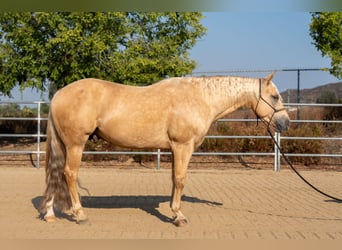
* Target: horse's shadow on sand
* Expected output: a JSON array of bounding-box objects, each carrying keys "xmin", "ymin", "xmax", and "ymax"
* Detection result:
[{"xmin": 32, "ymin": 195, "xmax": 223, "ymax": 223}]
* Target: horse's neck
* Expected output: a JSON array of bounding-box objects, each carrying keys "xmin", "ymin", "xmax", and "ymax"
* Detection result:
[{"xmin": 198, "ymin": 76, "xmax": 258, "ymax": 120}]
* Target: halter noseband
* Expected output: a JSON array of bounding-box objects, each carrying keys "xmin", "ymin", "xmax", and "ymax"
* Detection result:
[{"xmin": 254, "ymin": 79, "xmax": 286, "ymax": 129}]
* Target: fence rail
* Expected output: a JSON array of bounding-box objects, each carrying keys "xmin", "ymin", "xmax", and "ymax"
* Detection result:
[{"xmin": 1, "ymin": 100, "xmax": 342, "ymax": 171}]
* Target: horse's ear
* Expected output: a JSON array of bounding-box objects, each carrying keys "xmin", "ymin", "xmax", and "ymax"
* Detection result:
[{"xmin": 264, "ymin": 72, "xmax": 275, "ymax": 84}]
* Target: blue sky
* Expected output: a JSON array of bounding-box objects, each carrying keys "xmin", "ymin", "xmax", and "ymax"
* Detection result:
[
  {"xmin": 192, "ymin": 12, "xmax": 323, "ymax": 70},
  {"xmin": 2, "ymin": 12, "xmax": 340, "ymax": 102},
  {"xmin": 190, "ymin": 12, "xmax": 340, "ymax": 92}
]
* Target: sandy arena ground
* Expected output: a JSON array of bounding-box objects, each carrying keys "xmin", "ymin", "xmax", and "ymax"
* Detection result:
[{"xmin": 0, "ymin": 165, "xmax": 341, "ymax": 239}]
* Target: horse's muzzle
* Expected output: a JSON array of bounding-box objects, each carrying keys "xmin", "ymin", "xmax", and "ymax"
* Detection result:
[{"xmin": 274, "ymin": 115, "xmax": 290, "ymax": 132}]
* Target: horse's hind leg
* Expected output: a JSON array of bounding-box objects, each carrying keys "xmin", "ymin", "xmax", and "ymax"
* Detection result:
[
  {"xmin": 44, "ymin": 197, "xmax": 56, "ymax": 222},
  {"xmin": 170, "ymin": 142, "xmax": 194, "ymax": 227},
  {"xmin": 64, "ymin": 145, "xmax": 88, "ymax": 223}
]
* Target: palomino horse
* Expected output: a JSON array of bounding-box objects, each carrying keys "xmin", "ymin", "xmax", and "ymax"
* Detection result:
[{"xmin": 40, "ymin": 73, "xmax": 289, "ymax": 227}]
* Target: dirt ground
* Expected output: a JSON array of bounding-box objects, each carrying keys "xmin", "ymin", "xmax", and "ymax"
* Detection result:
[{"xmin": 0, "ymin": 163, "xmax": 341, "ymax": 239}]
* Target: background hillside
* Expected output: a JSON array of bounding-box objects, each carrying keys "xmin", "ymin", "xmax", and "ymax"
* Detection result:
[{"xmin": 281, "ymin": 81, "xmax": 342, "ymax": 103}]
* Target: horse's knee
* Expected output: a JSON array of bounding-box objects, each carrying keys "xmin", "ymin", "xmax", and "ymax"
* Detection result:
[{"xmin": 173, "ymin": 176, "xmax": 185, "ymax": 189}]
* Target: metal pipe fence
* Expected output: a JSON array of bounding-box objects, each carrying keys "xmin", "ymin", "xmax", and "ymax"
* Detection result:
[
  {"xmin": 273, "ymin": 103, "xmax": 342, "ymax": 171},
  {"xmin": 1, "ymin": 101, "xmax": 341, "ymax": 170}
]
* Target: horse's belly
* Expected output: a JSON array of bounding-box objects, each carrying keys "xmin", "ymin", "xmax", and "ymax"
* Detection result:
[{"xmin": 97, "ymin": 123, "xmax": 171, "ymax": 149}]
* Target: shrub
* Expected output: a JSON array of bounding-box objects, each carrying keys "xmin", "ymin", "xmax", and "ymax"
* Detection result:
[
  {"xmin": 0, "ymin": 104, "xmax": 48, "ymax": 144},
  {"xmin": 199, "ymin": 122, "xmax": 273, "ymax": 154},
  {"xmin": 281, "ymin": 124, "xmax": 324, "ymax": 165}
]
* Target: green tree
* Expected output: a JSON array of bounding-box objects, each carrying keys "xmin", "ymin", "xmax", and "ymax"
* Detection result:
[
  {"xmin": 0, "ymin": 12, "xmax": 206, "ymax": 97},
  {"xmin": 310, "ymin": 12, "xmax": 342, "ymax": 79}
]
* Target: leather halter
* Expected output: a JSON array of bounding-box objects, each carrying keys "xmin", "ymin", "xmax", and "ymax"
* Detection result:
[{"xmin": 254, "ymin": 79, "xmax": 286, "ymax": 128}]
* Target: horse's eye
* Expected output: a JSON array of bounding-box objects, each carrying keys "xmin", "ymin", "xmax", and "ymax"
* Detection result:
[{"xmin": 271, "ymin": 95, "xmax": 279, "ymax": 101}]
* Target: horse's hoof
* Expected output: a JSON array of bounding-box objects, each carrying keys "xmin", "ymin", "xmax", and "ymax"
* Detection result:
[
  {"xmin": 73, "ymin": 209, "xmax": 88, "ymax": 224},
  {"xmin": 76, "ymin": 218, "xmax": 89, "ymax": 225},
  {"xmin": 44, "ymin": 215, "xmax": 57, "ymax": 222},
  {"xmin": 174, "ymin": 218, "xmax": 188, "ymax": 227}
]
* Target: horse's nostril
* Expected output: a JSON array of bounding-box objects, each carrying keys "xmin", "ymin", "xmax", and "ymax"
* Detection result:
[
  {"xmin": 275, "ymin": 117, "xmax": 290, "ymax": 132},
  {"xmin": 285, "ymin": 119, "xmax": 290, "ymax": 130},
  {"xmin": 280, "ymin": 118, "xmax": 290, "ymax": 132}
]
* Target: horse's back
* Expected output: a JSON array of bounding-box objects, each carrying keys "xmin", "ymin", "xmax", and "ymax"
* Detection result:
[{"xmin": 52, "ymin": 78, "xmax": 126, "ymax": 102}]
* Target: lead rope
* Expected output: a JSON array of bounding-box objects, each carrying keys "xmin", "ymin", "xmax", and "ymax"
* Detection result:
[
  {"xmin": 255, "ymin": 79, "xmax": 341, "ymax": 202},
  {"xmin": 265, "ymin": 126, "xmax": 342, "ymax": 202}
]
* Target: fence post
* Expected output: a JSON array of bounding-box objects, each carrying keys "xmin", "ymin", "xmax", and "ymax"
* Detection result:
[
  {"xmin": 37, "ymin": 102, "xmax": 41, "ymax": 168},
  {"xmin": 274, "ymin": 132, "xmax": 281, "ymax": 172},
  {"xmin": 297, "ymin": 69, "xmax": 301, "ymax": 121},
  {"xmin": 157, "ymin": 149, "xmax": 161, "ymax": 169}
]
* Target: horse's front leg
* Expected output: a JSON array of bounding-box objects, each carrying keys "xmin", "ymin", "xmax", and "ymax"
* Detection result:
[
  {"xmin": 64, "ymin": 146, "xmax": 88, "ymax": 224},
  {"xmin": 170, "ymin": 142, "xmax": 194, "ymax": 227}
]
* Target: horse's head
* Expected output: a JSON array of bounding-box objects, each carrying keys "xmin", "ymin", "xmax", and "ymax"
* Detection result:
[{"xmin": 252, "ymin": 73, "xmax": 290, "ymax": 132}]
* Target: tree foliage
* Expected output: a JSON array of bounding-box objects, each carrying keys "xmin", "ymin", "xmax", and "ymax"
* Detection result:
[
  {"xmin": 310, "ymin": 12, "xmax": 342, "ymax": 79},
  {"xmin": 0, "ymin": 12, "xmax": 206, "ymax": 97}
]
